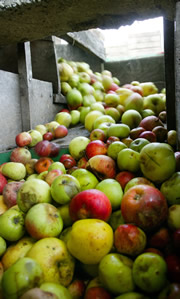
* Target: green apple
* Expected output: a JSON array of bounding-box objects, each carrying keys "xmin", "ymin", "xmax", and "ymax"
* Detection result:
[
  {"xmin": 93, "ymin": 115, "xmax": 115, "ymax": 130},
  {"xmin": 68, "ymin": 73, "xmax": 79, "ymax": 87},
  {"xmin": 117, "ymin": 148, "xmax": 140, "ymax": 173},
  {"xmin": 167, "ymin": 204, "xmax": 180, "ymax": 230},
  {"xmin": 139, "ymin": 82, "xmax": 158, "ymax": 96},
  {"xmin": 93, "ymin": 89, "xmax": 105, "ymax": 102},
  {"xmin": 0, "ymin": 207, "xmax": 25, "ymax": 241},
  {"xmin": 129, "ymin": 138, "xmax": 150, "ymax": 153},
  {"xmin": 0, "ymin": 236, "xmax": 6, "ymax": 256},
  {"xmin": 96, "ymin": 178, "xmax": 123, "ymax": 210},
  {"xmin": 105, "ymin": 107, "xmax": 121, "ymax": 122},
  {"xmin": 83, "ymin": 94, "xmax": 96, "ymax": 107},
  {"xmin": 17, "ymin": 178, "xmax": 52, "ymax": 212},
  {"xmin": 55, "ymin": 112, "xmax": 72, "ymax": 128},
  {"xmin": 160, "ymin": 172, "xmax": 180, "ymax": 205},
  {"xmin": 59, "ymin": 62, "xmax": 74, "ymax": 81},
  {"xmin": 116, "ymin": 88, "xmax": 133, "ymax": 106},
  {"xmin": 2, "ymin": 162, "xmax": 26, "ymax": 181},
  {"xmin": 79, "ymin": 106, "xmax": 91, "ymax": 124},
  {"xmin": 97, "ymin": 122, "xmax": 114, "ymax": 136},
  {"xmin": 107, "ymin": 141, "xmax": 127, "ymax": 160},
  {"xmin": 85, "ymin": 110, "xmax": 103, "ymax": 132},
  {"xmin": 92, "ymin": 81, "xmax": 104, "ymax": 91},
  {"xmin": 115, "ymin": 292, "xmax": 149, "ymax": 299},
  {"xmin": 143, "ymin": 94, "xmax": 166, "ymax": 115},
  {"xmin": 121, "ymin": 109, "xmax": 142, "ymax": 129},
  {"xmin": 70, "ymin": 110, "xmax": 80, "ymax": 126},
  {"xmin": 50, "ymin": 174, "xmax": 81, "ymax": 204},
  {"xmin": 61, "ymin": 81, "xmax": 72, "ymax": 95},
  {"xmin": 28, "ymin": 129, "xmax": 43, "ymax": 147},
  {"xmin": 1, "ymin": 257, "xmax": 43, "ymax": 299},
  {"xmin": 113, "ymin": 77, "xmax": 120, "ymax": 85},
  {"xmin": 40, "ymin": 282, "xmax": 72, "ymax": 299},
  {"xmin": 91, "ymin": 102, "xmax": 105, "ymax": 113},
  {"xmin": 102, "ymin": 75, "xmax": 113, "ymax": 90},
  {"xmin": 124, "ymin": 177, "xmax": 154, "ymax": 193},
  {"xmin": 35, "ymin": 124, "xmax": 48, "ymax": 136},
  {"xmin": 107, "ymin": 124, "xmax": 130, "ymax": 139},
  {"xmin": 141, "ymin": 109, "xmax": 155, "ymax": 118},
  {"xmin": 57, "ymin": 204, "xmax": 73, "ymax": 228},
  {"xmin": 124, "ymin": 92, "xmax": 144, "ymax": 113},
  {"xmin": 109, "ymin": 210, "xmax": 125, "ymax": 230},
  {"xmin": 78, "ymin": 82, "xmax": 94, "ymax": 96},
  {"xmin": 99, "ymin": 253, "xmax": 135, "ymax": 294},
  {"xmin": 71, "ymin": 168, "xmax": 99, "ymax": 190},
  {"xmin": 48, "ymin": 161, "xmax": 66, "ymax": 173},
  {"xmin": 139, "ymin": 142, "xmax": 176, "ymax": 184},
  {"xmin": 45, "ymin": 121, "xmax": 59, "ymax": 132},
  {"xmin": 104, "ymin": 93, "xmax": 119, "ymax": 107},
  {"xmin": 69, "ymin": 136, "xmax": 90, "ymax": 160},
  {"xmin": 132, "ymin": 252, "xmax": 167, "ymax": 293},
  {"xmin": 37, "ymin": 170, "xmax": 48, "ymax": 180}
]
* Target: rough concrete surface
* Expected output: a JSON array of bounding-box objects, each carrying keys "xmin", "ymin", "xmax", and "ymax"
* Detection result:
[{"xmin": 0, "ymin": 0, "xmax": 177, "ymax": 46}]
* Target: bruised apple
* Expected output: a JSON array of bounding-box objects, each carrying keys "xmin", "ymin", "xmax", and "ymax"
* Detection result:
[
  {"xmin": 10, "ymin": 147, "xmax": 32, "ymax": 164},
  {"xmin": 121, "ymin": 184, "xmax": 168, "ymax": 232},
  {"xmin": 86, "ymin": 155, "xmax": 116, "ymax": 180},
  {"xmin": 69, "ymin": 189, "xmax": 112, "ymax": 222}
]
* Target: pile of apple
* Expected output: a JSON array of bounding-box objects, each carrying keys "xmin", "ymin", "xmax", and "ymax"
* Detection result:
[{"xmin": 0, "ymin": 59, "xmax": 180, "ymax": 299}]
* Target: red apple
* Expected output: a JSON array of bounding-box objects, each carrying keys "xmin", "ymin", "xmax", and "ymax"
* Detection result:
[
  {"xmin": 15, "ymin": 131, "xmax": 32, "ymax": 147},
  {"xmin": 165, "ymin": 254, "xmax": 180, "ymax": 283},
  {"xmin": 45, "ymin": 169, "xmax": 63, "ymax": 186},
  {"xmin": 54, "ymin": 125, "xmax": 68, "ymax": 139},
  {"xmin": 69, "ymin": 189, "xmax": 112, "ymax": 222},
  {"xmin": 66, "ymin": 166, "xmax": 79, "ymax": 174},
  {"xmin": 158, "ymin": 110, "xmax": 167, "ymax": 123},
  {"xmin": 129, "ymin": 127, "xmax": 146, "ymax": 140},
  {"xmin": 85, "ymin": 140, "xmax": 107, "ymax": 159},
  {"xmin": 158, "ymin": 283, "xmax": 180, "ymax": 299},
  {"xmin": 139, "ymin": 115, "xmax": 164, "ymax": 131},
  {"xmin": 139, "ymin": 130, "xmax": 157, "ymax": 142},
  {"xmin": 144, "ymin": 247, "xmax": 164, "ymax": 257},
  {"xmin": 43, "ymin": 132, "xmax": 54, "ymax": 141},
  {"xmin": 106, "ymin": 136, "xmax": 120, "ymax": 146},
  {"xmin": 86, "ymin": 155, "xmax": 116, "ymax": 180},
  {"xmin": 0, "ymin": 173, "xmax": 7, "ymax": 194},
  {"xmin": 59, "ymin": 108, "xmax": 70, "ymax": 113},
  {"xmin": 3, "ymin": 181, "xmax": 24, "ymax": 208},
  {"xmin": 115, "ymin": 171, "xmax": 135, "ymax": 190},
  {"xmin": 121, "ymin": 184, "xmax": 168, "ymax": 232},
  {"xmin": 114, "ymin": 224, "xmax": 147, "ymax": 256},
  {"xmin": 90, "ymin": 129, "xmax": 107, "ymax": 142},
  {"xmin": 172, "ymin": 229, "xmax": 180, "ymax": 252},
  {"xmin": 68, "ymin": 279, "xmax": 86, "ymax": 298},
  {"xmin": 49, "ymin": 142, "xmax": 60, "ymax": 158},
  {"xmin": 84, "ymin": 287, "xmax": 112, "ymax": 299},
  {"xmin": 148, "ymin": 227, "xmax": 171, "ymax": 249},
  {"xmin": 34, "ymin": 140, "xmax": 51, "ymax": 157},
  {"xmin": 59, "ymin": 154, "xmax": 76, "ymax": 169},
  {"xmin": 152, "ymin": 125, "xmax": 168, "ymax": 142},
  {"xmin": 175, "ymin": 151, "xmax": 180, "ymax": 171},
  {"xmin": 77, "ymin": 157, "xmax": 88, "ymax": 169},
  {"xmin": 10, "ymin": 147, "xmax": 32, "ymax": 165}
]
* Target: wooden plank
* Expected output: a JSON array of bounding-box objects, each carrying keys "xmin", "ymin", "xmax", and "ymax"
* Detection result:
[
  {"xmin": 175, "ymin": 2, "xmax": 180, "ymax": 150},
  {"xmin": 163, "ymin": 18, "xmax": 176, "ymax": 133}
]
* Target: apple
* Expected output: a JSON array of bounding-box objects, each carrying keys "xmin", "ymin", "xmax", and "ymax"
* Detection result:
[
  {"xmin": 97, "ymin": 122, "xmax": 114, "ymax": 136},
  {"xmin": 59, "ymin": 61, "xmax": 74, "ymax": 81},
  {"xmin": 43, "ymin": 131, "xmax": 54, "ymax": 141},
  {"xmin": 91, "ymin": 102, "xmax": 105, "ymax": 113},
  {"xmin": 26, "ymin": 237, "xmax": 75, "ymax": 286},
  {"xmin": 139, "ymin": 82, "xmax": 158, "ymax": 96},
  {"xmin": 78, "ymin": 82, "xmax": 94, "ymax": 96},
  {"xmin": 107, "ymin": 123, "xmax": 130, "ymax": 139},
  {"xmin": 3, "ymin": 181, "xmax": 24, "ymax": 208},
  {"xmin": 25, "ymin": 158, "xmax": 38, "ymax": 175},
  {"xmin": 107, "ymin": 141, "xmax": 127, "ymax": 160},
  {"xmin": 85, "ymin": 140, "xmax": 107, "ymax": 159},
  {"xmin": 160, "ymin": 172, "xmax": 180, "ymax": 205},
  {"xmin": 68, "ymin": 73, "xmax": 80, "ymax": 88},
  {"xmin": 66, "ymin": 88, "xmax": 83, "ymax": 110},
  {"xmin": 45, "ymin": 169, "xmax": 63, "ymax": 186},
  {"xmin": 77, "ymin": 156, "xmax": 88, "ymax": 168},
  {"xmin": 1, "ymin": 257, "xmax": 43, "ymax": 298},
  {"xmin": 172, "ymin": 229, "xmax": 180, "ymax": 251},
  {"xmin": 59, "ymin": 154, "xmax": 76, "ymax": 169},
  {"xmin": 132, "ymin": 252, "xmax": 167, "ymax": 293},
  {"xmin": 139, "ymin": 142, "xmax": 176, "ymax": 184},
  {"xmin": 0, "ymin": 173, "xmax": 7, "ymax": 194},
  {"xmin": 109, "ymin": 210, "xmax": 125, "ymax": 231},
  {"xmin": 86, "ymin": 155, "xmax": 116, "ymax": 180},
  {"xmin": 148, "ymin": 227, "xmax": 171, "ymax": 250},
  {"xmin": 175, "ymin": 151, "xmax": 180, "ymax": 171},
  {"xmin": 129, "ymin": 138, "xmax": 150, "ymax": 153},
  {"xmin": 17, "ymin": 178, "xmax": 52, "ymax": 213},
  {"xmin": 90, "ymin": 128, "xmax": 107, "ymax": 142},
  {"xmin": 49, "ymin": 142, "xmax": 60, "ymax": 158},
  {"xmin": 54, "ymin": 112, "xmax": 72, "ymax": 128},
  {"xmin": 25, "ymin": 203, "xmax": 63, "ymax": 239},
  {"xmin": 71, "ymin": 168, "xmax": 99, "ymax": 190},
  {"xmin": 70, "ymin": 110, "xmax": 80, "ymax": 126},
  {"xmin": 69, "ymin": 136, "xmax": 90, "ymax": 160},
  {"xmin": 40, "ymin": 282, "xmax": 72, "ymax": 299},
  {"xmin": 84, "ymin": 110, "xmax": 104, "ymax": 132},
  {"xmin": 129, "ymin": 127, "xmax": 146, "ymax": 140},
  {"xmin": 96, "ymin": 178, "xmax": 123, "ymax": 211},
  {"xmin": 84, "ymin": 286, "xmax": 112, "ymax": 299},
  {"xmin": 50, "ymin": 174, "xmax": 81, "ymax": 204},
  {"xmin": 67, "ymin": 219, "xmax": 113, "ymax": 264},
  {"xmin": 20, "ymin": 287, "xmax": 58, "ymax": 299},
  {"xmin": 105, "ymin": 107, "xmax": 120, "ymax": 122},
  {"xmin": 139, "ymin": 115, "xmax": 164, "ymax": 131},
  {"xmin": 116, "ymin": 87, "xmax": 133, "ymax": 106},
  {"xmin": 93, "ymin": 115, "xmax": 115, "ymax": 130},
  {"xmin": 143, "ymin": 94, "xmax": 166, "ymax": 115},
  {"xmin": 92, "ymin": 80, "xmax": 104, "ymax": 90},
  {"xmin": 121, "ymin": 109, "xmax": 142, "ymax": 129},
  {"xmin": 34, "ymin": 140, "xmax": 52, "ymax": 157},
  {"xmin": 34, "ymin": 157, "xmax": 53, "ymax": 173},
  {"xmin": 114, "ymin": 224, "xmax": 147, "ymax": 257},
  {"xmin": 152, "ymin": 125, "xmax": 167, "ymax": 142},
  {"xmin": 115, "ymin": 292, "xmax": 149, "ymax": 299},
  {"xmin": 158, "ymin": 110, "xmax": 167, "ymax": 123},
  {"xmin": 124, "ymin": 92, "xmax": 144, "ymax": 113},
  {"xmin": 139, "ymin": 130, "xmax": 157, "ymax": 142},
  {"xmin": 57, "ymin": 204, "xmax": 72, "ymax": 228},
  {"xmin": 102, "ymin": 75, "xmax": 113, "ymax": 91},
  {"xmin": 48, "ymin": 161, "xmax": 66, "ymax": 173},
  {"xmin": 69, "ymin": 189, "xmax": 112, "ymax": 222},
  {"xmin": 94, "ymin": 89, "xmax": 105, "ymax": 102},
  {"xmin": 35, "ymin": 124, "xmax": 47, "ymax": 136},
  {"xmin": 2, "ymin": 162, "xmax": 26, "ymax": 181},
  {"xmin": 165, "ymin": 254, "xmax": 180, "ymax": 283},
  {"xmin": 0, "ymin": 236, "xmax": 6, "ymax": 257},
  {"xmin": 106, "ymin": 136, "xmax": 120, "ymax": 146},
  {"xmin": 10, "ymin": 147, "xmax": 32, "ymax": 165},
  {"xmin": 115, "ymin": 171, "xmax": 135, "ymax": 190},
  {"xmin": 124, "ymin": 177, "xmax": 154, "ymax": 193},
  {"xmin": 54, "ymin": 125, "xmax": 68, "ymax": 139},
  {"xmin": 167, "ymin": 130, "xmax": 177, "ymax": 147},
  {"xmin": 61, "ymin": 81, "xmax": 72, "ymax": 95},
  {"xmin": 99, "ymin": 253, "xmax": 135, "ymax": 295},
  {"xmin": 117, "ymin": 148, "xmax": 140, "ymax": 173},
  {"xmin": 45, "ymin": 121, "xmax": 59, "ymax": 133},
  {"xmin": 0, "ymin": 206, "xmax": 25, "ymax": 241},
  {"xmin": 83, "ymin": 94, "xmax": 96, "ymax": 107},
  {"xmin": 158, "ymin": 282, "xmax": 180, "ymax": 299},
  {"xmin": 141, "ymin": 108, "xmax": 155, "ymax": 118},
  {"xmin": 104, "ymin": 93, "xmax": 119, "ymax": 107},
  {"xmin": 15, "ymin": 131, "xmax": 32, "ymax": 147},
  {"xmin": 121, "ymin": 184, "xmax": 168, "ymax": 232},
  {"xmin": 167, "ymin": 205, "xmax": 180, "ymax": 230},
  {"xmin": 28, "ymin": 129, "xmax": 43, "ymax": 147}
]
